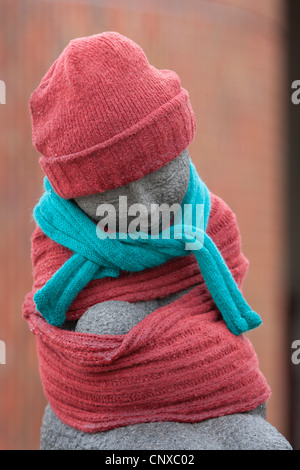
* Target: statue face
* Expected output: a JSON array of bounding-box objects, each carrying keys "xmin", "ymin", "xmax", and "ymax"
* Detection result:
[{"xmin": 74, "ymin": 149, "xmax": 190, "ymax": 234}]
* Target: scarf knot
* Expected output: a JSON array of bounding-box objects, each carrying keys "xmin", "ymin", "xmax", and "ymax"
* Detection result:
[{"xmin": 33, "ymin": 160, "xmax": 262, "ymax": 335}]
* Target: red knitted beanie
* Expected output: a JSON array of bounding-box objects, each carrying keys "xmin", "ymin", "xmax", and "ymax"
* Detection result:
[{"xmin": 29, "ymin": 32, "xmax": 196, "ymax": 199}]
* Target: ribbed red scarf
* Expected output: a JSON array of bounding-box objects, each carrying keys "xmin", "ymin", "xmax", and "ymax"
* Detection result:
[{"xmin": 23, "ymin": 193, "xmax": 271, "ymax": 432}]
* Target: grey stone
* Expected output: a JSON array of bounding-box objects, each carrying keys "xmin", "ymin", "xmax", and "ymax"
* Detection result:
[{"xmin": 40, "ymin": 402, "xmax": 292, "ymax": 450}]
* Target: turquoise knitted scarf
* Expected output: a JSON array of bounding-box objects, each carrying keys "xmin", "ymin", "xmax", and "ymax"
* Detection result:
[{"xmin": 33, "ymin": 160, "xmax": 262, "ymax": 335}]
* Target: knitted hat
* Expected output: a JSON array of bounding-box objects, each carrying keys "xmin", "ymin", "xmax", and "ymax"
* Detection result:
[{"xmin": 29, "ymin": 32, "xmax": 196, "ymax": 199}]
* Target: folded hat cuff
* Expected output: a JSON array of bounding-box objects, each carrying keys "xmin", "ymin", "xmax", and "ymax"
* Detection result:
[{"xmin": 40, "ymin": 89, "xmax": 196, "ymax": 199}]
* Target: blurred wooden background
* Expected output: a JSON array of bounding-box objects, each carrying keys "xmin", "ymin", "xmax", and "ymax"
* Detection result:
[{"xmin": 0, "ymin": 0, "xmax": 290, "ymax": 449}]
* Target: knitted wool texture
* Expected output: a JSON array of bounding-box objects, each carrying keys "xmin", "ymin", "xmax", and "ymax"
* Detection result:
[
  {"xmin": 29, "ymin": 32, "xmax": 196, "ymax": 199},
  {"xmin": 23, "ymin": 193, "xmax": 271, "ymax": 432},
  {"xmin": 32, "ymin": 161, "xmax": 261, "ymax": 335}
]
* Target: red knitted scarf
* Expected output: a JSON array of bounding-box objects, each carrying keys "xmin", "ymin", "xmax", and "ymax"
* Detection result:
[{"xmin": 23, "ymin": 193, "xmax": 271, "ymax": 432}]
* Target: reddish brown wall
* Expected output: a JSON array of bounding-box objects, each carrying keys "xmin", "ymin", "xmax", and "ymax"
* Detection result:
[{"xmin": 0, "ymin": 0, "xmax": 288, "ymax": 449}]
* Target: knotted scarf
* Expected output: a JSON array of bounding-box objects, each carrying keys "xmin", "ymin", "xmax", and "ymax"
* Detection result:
[{"xmin": 32, "ymin": 160, "xmax": 261, "ymax": 336}]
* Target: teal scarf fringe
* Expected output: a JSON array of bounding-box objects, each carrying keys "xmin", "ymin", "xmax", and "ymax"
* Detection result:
[{"xmin": 33, "ymin": 160, "xmax": 262, "ymax": 335}]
